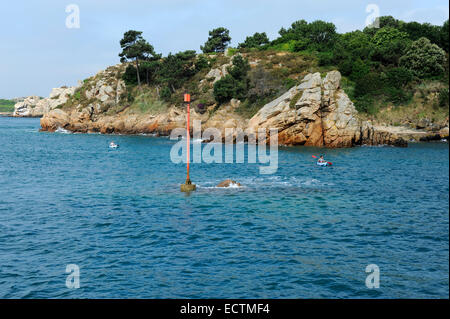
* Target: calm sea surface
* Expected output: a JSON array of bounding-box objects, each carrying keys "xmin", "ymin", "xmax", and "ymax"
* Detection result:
[{"xmin": 0, "ymin": 117, "xmax": 448, "ymax": 298}]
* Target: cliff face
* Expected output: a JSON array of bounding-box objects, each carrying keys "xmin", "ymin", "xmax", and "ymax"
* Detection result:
[
  {"xmin": 248, "ymin": 71, "xmax": 408, "ymax": 147},
  {"xmin": 249, "ymin": 71, "xmax": 356, "ymax": 147}
]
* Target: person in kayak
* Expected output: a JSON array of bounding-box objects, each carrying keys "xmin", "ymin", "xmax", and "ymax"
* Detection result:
[{"xmin": 317, "ymin": 155, "xmax": 325, "ymax": 163}]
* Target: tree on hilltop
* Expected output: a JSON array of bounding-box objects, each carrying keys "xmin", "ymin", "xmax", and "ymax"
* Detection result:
[
  {"xmin": 201, "ymin": 27, "xmax": 232, "ymax": 53},
  {"xmin": 119, "ymin": 30, "xmax": 157, "ymax": 86},
  {"xmin": 238, "ymin": 32, "xmax": 270, "ymax": 49}
]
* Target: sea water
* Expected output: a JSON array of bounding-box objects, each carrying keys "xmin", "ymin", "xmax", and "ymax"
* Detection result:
[{"xmin": 0, "ymin": 117, "xmax": 448, "ymax": 298}]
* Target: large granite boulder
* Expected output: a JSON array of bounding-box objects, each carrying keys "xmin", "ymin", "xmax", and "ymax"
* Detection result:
[
  {"xmin": 204, "ymin": 62, "xmax": 231, "ymax": 84},
  {"xmin": 40, "ymin": 109, "xmax": 71, "ymax": 131},
  {"xmin": 249, "ymin": 70, "xmax": 407, "ymax": 148}
]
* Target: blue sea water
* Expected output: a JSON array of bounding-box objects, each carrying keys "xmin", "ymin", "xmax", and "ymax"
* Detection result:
[{"xmin": 0, "ymin": 117, "xmax": 448, "ymax": 298}]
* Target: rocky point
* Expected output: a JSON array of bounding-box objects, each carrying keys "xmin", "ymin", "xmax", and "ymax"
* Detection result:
[{"xmin": 38, "ymin": 64, "xmax": 448, "ymax": 148}]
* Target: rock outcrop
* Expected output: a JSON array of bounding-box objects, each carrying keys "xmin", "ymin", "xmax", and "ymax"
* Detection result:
[
  {"xmin": 249, "ymin": 71, "xmax": 407, "ymax": 147},
  {"xmin": 13, "ymin": 96, "xmax": 43, "ymax": 117},
  {"xmin": 14, "ymin": 86, "xmax": 78, "ymax": 117},
  {"xmin": 40, "ymin": 68, "xmax": 416, "ymax": 147},
  {"xmin": 40, "ymin": 99, "xmax": 245, "ymax": 136},
  {"xmin": 217, "ymin": 179, "xmax": 242, "ymax": 187},
  {"xmin": 202, "ymin": 61, "xmax": 232, "ymax": 84},
  {"xmin": 439, "ymin": 126, "xmax": 449, "ymax": 139}
]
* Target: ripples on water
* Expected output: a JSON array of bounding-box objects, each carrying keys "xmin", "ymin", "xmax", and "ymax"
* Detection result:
[{"xmin": 0, "ymin": 117, "xmax": 448, "ymax": 298}]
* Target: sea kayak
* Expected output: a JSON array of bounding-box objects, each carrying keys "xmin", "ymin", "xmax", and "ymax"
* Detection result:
[{"xmin": 316, "ymin": 161, "xmax": 330, "ymax": 166}]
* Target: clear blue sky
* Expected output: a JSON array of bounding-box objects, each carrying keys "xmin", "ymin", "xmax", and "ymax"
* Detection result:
[{"xmin": 0, "ymin": 0, "xmax": 448, "ymax": 98}]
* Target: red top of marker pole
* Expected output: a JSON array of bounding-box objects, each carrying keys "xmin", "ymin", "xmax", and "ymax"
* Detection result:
[{"xmin": 184, "ymin": 93, "xmax": 191, "ymax": 103}]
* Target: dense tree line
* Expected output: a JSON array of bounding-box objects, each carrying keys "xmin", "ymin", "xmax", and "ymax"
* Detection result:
[
  {"xmin": 255, "ymin": 16, "xmax": 448, "ymax": 112},
  {"xmin": 119, "ymin": 16, "xmax": 448, "ymax": 112}
]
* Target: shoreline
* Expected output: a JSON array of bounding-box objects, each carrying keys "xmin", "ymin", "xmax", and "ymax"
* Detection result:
[
  {"xmin": 10, "ymin": 65, "xmax": 449, "ymax": 148},
  {"xmin": 0, "ymin": 112, "xmax": 43, "ymax": 118},
  {"xmin": 36, "ymin": 122, "xmax": 448, "ymax": 146},
  {"xmin": 2, "ymin": 113, "xmax": 447, "ymax": 146}
]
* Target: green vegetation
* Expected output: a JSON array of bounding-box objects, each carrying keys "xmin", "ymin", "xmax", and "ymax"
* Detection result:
[
  {"xmin": 327, "ymin": 17, "xmax": 448, "ymax": 114},
  {"xmin": 128, "ymin": 90, "xmax": 168, "ymax": 114},
  {"xmin": 213, "ymin": 55, "xmax": 251, "ymax": 104},
  {"xmin": 238, "ymin": 32, "xmax": 270, "ymax": 49},
  {"xmin": 289, "ymin": 91, "xmax": 303, "ymax": 108},
  {"xmin": 119, "ymin": 30, "xmax": 160, "ymax": 87},
  {"xmin": 122, "ymin": 48, "xmax": 207, "ymax": 106},
  {"xmin": 201, "ymin": 27, "xmax": 232, "ymax": 53},
  {"xmin": 0, "ymin": 99, "xmax": 15, "ymax": 112},
  {"xmin": 399, "ymin": 37, "xmax": 446, "ymax": 77},
  {"xmin": 439, "ymin": 88, "xmax": 449, "ymax": 108},
  {"xmin": 112, "ymin": 16, "xmax": 447, "ymax": 121},
  {"xmin": 231, "ymin": 16, "xmax": 448, "ymax": 115}
]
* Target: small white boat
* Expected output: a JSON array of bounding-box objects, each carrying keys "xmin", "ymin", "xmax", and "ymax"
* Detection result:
[{"xmin": 109, "ymin": 142, "xmax": 119, "ymax": 149}]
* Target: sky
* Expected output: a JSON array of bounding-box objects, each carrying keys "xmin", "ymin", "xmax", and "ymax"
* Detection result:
[{"xmin": 0, "ymin": 0, "xmax": 448, "ymax": 98}]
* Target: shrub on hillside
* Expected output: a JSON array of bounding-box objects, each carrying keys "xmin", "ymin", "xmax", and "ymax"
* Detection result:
[
  {"xmin": 160, "ymin": 86, "xmax": 172, "ymax": 101},
  {"xmin": 354, "ymin": 95, "xmax": 377, "ymax": 114},
  {"xmin": 213, "ymin": 55, "xmax": 251, "ymax": 104},
  {"xmin": 386, "ymin": 87, "xmax": 411, "ymax": 105},
  {"xmin": 213, "ymin": 75, "xmax": 238, "ymax": 104},
  {"xmin": 292, "ymin": 39, "xmax": 310, "ymax": 52},
  {"xmin": 158, "ymin": 50, "xmax": 198, "ymax": 91},
  {"xmin": 274, "ymin": 19, "xmax": 336, "ymax": 52},
  {"xmin": 195, "ymin": 55, "xmax": 210, "ymax": 71},
  {"xmin": 354, "ymin": 73, "xmax": 385, "ymax": 97},
  {"xmin": 227, "ymin": 55, "xmax": 250, "ymax": 80},
  {"xmin": 338, "ymin": 58, "xmax": 354, "ymax": 76},
  {"xmin": 349, "ymin": 59, "xmax": 371, "ymax": 81},
  {"xmin": 439, "ymin": 88, "xmax": 449, "ymax": 108},
  {"xmin": 399, "ymin": 37, "xmax": 446, "ymax": 78},
  {"xmin": 385, "ymin": 67, "xmax": 414, "ymax": 88},
  {"xmin": 317, "ymin": 51, "xmax": 334, "ymax": 66},
  {"xmin": 123, "ymin": 65, "xmax": 139, "ymax": 85}
]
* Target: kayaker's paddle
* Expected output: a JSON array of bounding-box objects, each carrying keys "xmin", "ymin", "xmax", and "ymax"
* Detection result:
[{"xmin": 312, "ymin": 155, "xmax": 332, "ymax": 166}]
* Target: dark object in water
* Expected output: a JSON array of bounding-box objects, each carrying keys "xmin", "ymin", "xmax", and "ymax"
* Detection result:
[{"xmin": 217, "ymin": 179, "xmax": 242, "ymax": 187}]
